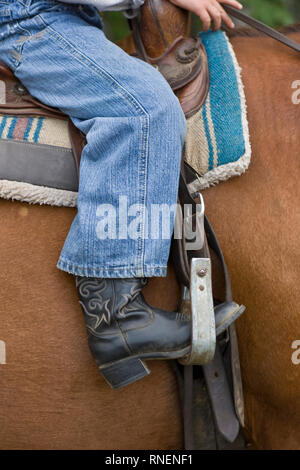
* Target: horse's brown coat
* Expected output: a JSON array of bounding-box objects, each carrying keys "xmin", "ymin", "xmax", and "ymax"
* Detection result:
[{"xmin": 0, "ymin": 31, "xmax": 299, "ymax": 450}]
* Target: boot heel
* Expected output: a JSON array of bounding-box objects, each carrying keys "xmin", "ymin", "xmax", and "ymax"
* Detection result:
[{"xmin": 99, "ymin": 357, "xmax": 150, "ymax": 389}]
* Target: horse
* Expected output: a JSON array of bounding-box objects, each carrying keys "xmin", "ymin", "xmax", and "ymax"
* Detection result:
[{"xmin": 0, "ymin": 13, "xmax": 299, "ymax": 450}]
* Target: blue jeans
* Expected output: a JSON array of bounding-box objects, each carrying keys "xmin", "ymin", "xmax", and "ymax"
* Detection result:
[{"xmin": 0, "ymin": 0, "xmax": 187, "ymax": 278}]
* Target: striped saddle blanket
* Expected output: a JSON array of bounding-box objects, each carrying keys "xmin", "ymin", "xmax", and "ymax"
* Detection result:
[
  {"xmin": 185, "ymin": 30, "xmax": 251, "ymax": 194},
  {"xmin": 0, "ymin": 30, "xmax": 250, "ymax": 207}
]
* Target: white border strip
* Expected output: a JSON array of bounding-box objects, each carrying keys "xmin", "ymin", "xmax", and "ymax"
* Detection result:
[{"xmin": 0, "ymin": 180, "xmax": 77, "ymax": 207}]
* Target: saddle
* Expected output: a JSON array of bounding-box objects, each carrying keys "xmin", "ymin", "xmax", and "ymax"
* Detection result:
[
  {"xmin": 0, "ymin": 2, "xmax": 209, "ymax": 188},
  {"xmin": 1, "ymin": 1, "xmax": 299, "ymax": 171},
  {"xmin": 127, "ymin": 0, "xmax": 209, "ymax": 116},
  {"xmin": 0, "ymin": 61, "xmax": 84, "ymax": 183}
]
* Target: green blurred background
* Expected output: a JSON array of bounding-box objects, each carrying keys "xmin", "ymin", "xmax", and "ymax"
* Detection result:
[{"xmin": 102, "ymin": 0, "xmax": 300, "ymax": 42}]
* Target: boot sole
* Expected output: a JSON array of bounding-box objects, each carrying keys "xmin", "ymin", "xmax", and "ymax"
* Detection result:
[{"xmin": 99, "ymin": 346, "xmax": 190, "ymax": 390}]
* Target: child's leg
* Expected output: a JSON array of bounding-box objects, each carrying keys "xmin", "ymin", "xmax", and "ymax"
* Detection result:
[
  {"xmin": 0, "ymin": 1, "xmax": 191, "ymax": 388},
  {"xmin": 0, "ymin": 1, "xmax": 187, "ymax": 278}
]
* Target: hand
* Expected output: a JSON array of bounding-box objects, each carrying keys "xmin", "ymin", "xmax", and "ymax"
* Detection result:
[{"xmin": 168, "ymin": 0, "xmax": 243, "ymax": 31}]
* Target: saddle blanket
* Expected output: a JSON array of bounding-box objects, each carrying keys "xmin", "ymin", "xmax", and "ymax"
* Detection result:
[
  {"xmin": 0, "ymin": 30, "xmax": 250, "ymax": 207},
  {"xmin": 185, "ymin": 30, "xmax": 251, "ymax": 193}
]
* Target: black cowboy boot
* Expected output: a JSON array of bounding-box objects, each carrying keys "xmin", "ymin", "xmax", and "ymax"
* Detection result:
[{"xmin": 76, "ymin": 277, "xmax": 190, "ymax": 389}]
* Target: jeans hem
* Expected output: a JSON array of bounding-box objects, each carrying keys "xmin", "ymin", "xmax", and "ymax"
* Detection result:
[{"xmin": 57, "ymin": 259, "xmax": 167, "ymax": 278}]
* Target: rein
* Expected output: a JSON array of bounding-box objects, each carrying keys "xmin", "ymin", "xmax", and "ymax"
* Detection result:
[{"xmin": 224, "ymin": 5, "xmax": 300, "ymax": 53}]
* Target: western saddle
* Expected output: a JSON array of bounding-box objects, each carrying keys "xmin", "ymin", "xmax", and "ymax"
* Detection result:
[{"xmin": 0, "ymin": 0, "xmax": 209, "ymax": 181}]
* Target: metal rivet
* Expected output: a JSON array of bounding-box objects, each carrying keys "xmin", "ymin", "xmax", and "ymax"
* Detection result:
[
  {"xmin": 197, "ymin": 268, "xmax": 207, "ymax": 277},
  {"xmin": 199, "ymin": 285, "xmax": 205, "ymax": 291},
  {"xmin": 14, "ymin": 84, "xmax": 26, "ymax": 95}
]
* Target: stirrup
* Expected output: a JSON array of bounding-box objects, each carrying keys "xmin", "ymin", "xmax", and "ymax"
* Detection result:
[{"xmin": 179, "ymin": 257, "xmax": 216, "ymax": 365}]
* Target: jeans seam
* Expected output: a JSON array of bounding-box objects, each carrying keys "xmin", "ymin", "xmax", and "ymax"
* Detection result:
[
  {"xmin": 17, "ymin": 0, "xmax": 28, "ymax": 7},
  {"xmin": 58, "ymin": 258, "xmax": 166, "ymax": 268},
  {"xmin": 57, "ymin": 259, "xmax": 167, "ymax": 277},
  {"xmin": 10, "ymin": 21, "xmax": 31, "ymax": 69},
  {"xmin": 138, "ymin": 114, "xmax": 149, "ymax": 275}
]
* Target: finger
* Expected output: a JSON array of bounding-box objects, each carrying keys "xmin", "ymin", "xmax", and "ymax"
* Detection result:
[
  {"xmin": 215, "ymin": 3, "xmax": 235, "ymax": 28},
  {"xmin": 198, "ymin": 10, "xmax": 211, "ymax": 32},
  {"xmin": 219, "ymin": 0, "xmax": 243, "ymax": 9},
  {"xmin": 220, "ymin": 8, "xmax": 235, "ymax": 29},
  {"xmin": 207, "ymin": 5, "xmax": 222, "ymax": 31}
]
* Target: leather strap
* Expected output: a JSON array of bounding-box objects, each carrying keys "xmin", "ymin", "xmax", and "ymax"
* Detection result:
[
  {"xmin": 129, "ymin": 16, "xmax": 149, "ymax": 61},
  {"xmin": 68, "ymin": 120, "xmax": 86, "ymax": 181},
  {"xmin": 0, "ymin": 102, "xmax": 66, "ymax": 120},
  {"xmin": 224, "ymin": 5, "xmax": 300, "ymax": 53},
  {"xmin": 181, "ymin": 215, "xmax": 245, "ymax": 448},
  {"xmin": 180, "ymin": 161, "xmax": 245, "ymax": 429},
  {"xmin": 204, "ymin": 216, "xmax": 245, "ymax": 427},
  {"xmin": 183, "ymin": 365, "xmax": 194, "ymax": 449},
  {"xmin": 173, "ymin": 154, "xmax": 245, "ymax": 446}
]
